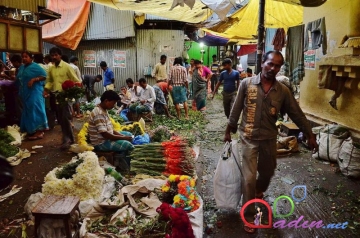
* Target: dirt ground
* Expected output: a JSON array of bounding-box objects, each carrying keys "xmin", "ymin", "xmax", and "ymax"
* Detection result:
[
  {"xmin": 0, "ymin": 118, "xmax": 85, "ymax": 238},
  {"xmin": 197, "ymin": 97, "xmax": 360, "ymax": 238},
  {"xmin": 0, "ymin": 97, "xmax": 360, "ymax": 238}
]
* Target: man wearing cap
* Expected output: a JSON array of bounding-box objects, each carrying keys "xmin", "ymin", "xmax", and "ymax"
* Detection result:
[{"xmin": 212, "ymin": 58, "xmax": 240, "ymax": 119}]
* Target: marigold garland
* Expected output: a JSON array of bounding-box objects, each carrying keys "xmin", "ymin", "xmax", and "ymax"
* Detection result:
[
  {"xmin": 161, "ymin": 174, "xmax": 199, "ymax": 212},
  {"xmin": 77, "ymin": 119, "xmax": 145, "ymax": 148}
]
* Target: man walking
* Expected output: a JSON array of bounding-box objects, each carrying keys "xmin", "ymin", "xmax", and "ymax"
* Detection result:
[
  {"xmin": 100, "ymin": 61, "xmax": 115, "ymax": 91},
  {"xmin": 224, "ymin": 51, "xmax": 318, "ymax": 233},
  {"xmin": 212, "ymin": 58, "xmax": 239, "ymax": 119},
  {"xmin": 152, "ymin": 55, "xmax": 168, "ymax": 82},
  {"xmin": 210, "ymin": 54, "xmax": 220, "ymax": 93},
  {"xmin": 169, "ymin": 57, "xmax": 189, "ymax": 119},
  {"xmin": 44, "ymin": 47, "xmax": 81, "ymax": 150}
]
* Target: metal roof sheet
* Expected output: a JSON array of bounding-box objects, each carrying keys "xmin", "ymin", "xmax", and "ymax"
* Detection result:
[{"xmin": 83, "ymin": 3, "xmax": 135, "ymax": 40}]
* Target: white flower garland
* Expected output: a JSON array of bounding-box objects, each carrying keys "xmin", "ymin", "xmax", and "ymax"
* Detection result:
[{"xmin": 42, "ymin": 151, "xmax": 105, "ymax": 201}]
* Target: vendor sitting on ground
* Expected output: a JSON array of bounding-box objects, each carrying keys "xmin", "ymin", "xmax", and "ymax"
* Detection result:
[
  {"xmin": 129, "ymin": 78, "xmax": 156, "ymax": 114},
  {"xmin": 88, "ymin": 91, "xmax": 134, "ymax": 152},
  {"xmin": 117, "ymin": 86, "xmax": 132, "ymax": 108},
  {"xmin": 153, "ymin": 82, "xmax": 173, "ymax": 118},
  {"xmin": 126, "ymin": 78, "xmax": 142, "ymax": 103}
]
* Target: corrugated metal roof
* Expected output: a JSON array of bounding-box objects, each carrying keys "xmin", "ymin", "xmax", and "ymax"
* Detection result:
[
  {"xmin": 0, "ymin": 0, "xmax": 46, "ymax": 13},
  {"xmin": 145, "ymin": 14, "xmax": 170, "ymax": 21},
  {"xmin": 136, "ymin": 29, "xmax": 184, "ymax": 85},
  {"xmin": 83, "ymin": 3, "xmax": 135, "ymax": 40}
]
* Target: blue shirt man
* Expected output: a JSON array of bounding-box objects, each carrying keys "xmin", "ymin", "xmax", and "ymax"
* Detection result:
[
  {"xmin": 100, "ymin": 61, "xmax": 115, "ymax": 90},
  {"xmin": 213, "ymin": 58, "xmax": 240, "ymax": 118}
]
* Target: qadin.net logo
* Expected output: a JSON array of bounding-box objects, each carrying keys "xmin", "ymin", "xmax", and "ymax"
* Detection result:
[{"xmin": 240, "ymin": 185, "xmax": 349, "ymax": 229}]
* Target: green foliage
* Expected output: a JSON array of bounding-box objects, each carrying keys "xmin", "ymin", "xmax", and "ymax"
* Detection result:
[
  {"xmin": 55, "ymin": 159, "xmax": 84, "ymax": 179},
  {"xmin": 80, "ymin": 103, "xmax": 95, "ymax": 113},
  {"xmin": 55, "ymin": 86, "xmax": 85, "ymax": 106},
  {"xmin": 0, "ymin": 129, "xmax": 18, "ymax": 158},
  {"xmin": 151, "ymin": 108, "xmax": 207, "ymax": 132}
]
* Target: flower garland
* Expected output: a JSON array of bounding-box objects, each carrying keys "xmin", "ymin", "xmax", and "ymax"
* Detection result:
[
  {"xmin": 42, "ymin": 151, "xmax": 105, "ymax": 201},
  {"xmin": 161, "ymin": 175, "xmax": 199, "ymax": 212}
]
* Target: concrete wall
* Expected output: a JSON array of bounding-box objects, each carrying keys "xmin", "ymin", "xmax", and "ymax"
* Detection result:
[{"xmin": 300, "ymin": 0, "xmax": 360, "ymax": 132}]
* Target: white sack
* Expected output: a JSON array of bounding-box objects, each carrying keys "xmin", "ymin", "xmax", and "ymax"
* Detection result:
[
  {"xmin": 337, "ymin": 138, "xmax": 360, "ymax": 178},
  {"xmin": 188, "ymin": 196, "xmax": 203, "ymax": 238},
  {"xmin": 213, "ymin": 141, "xmax": 241, "ymax": 210}
]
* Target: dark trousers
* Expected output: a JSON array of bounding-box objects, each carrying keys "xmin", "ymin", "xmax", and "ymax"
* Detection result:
[
  {"xmin": 222, "ymin": 91, "xmax": 237, "ymax": 118},
  {"xmin": 210, "ymin": 74, "xmax": 218, "ymax": 92},
  {"xmin": 56, "ymin": 103, "xmax": 75, "ymax": 144}
]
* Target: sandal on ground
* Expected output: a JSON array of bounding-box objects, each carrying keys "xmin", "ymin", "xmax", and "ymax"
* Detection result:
[
  {"xmin": 255, "ymin": 192, "xmax": 264, "ymax": 199},
  {"xmin": 28, "ymin": 132, "xmax": 44, "ymax": 140},
  {"xmin": 244, "ymin": 224, "xmax": 256, "ymax": 234}
]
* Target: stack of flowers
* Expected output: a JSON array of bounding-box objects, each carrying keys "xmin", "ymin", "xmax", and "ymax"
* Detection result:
[
  {"xmin": 77, "ymin": 118, "xmax": 145, "ymax": 149},
  {"xmin": 161, "ymin": 175, "xmax": 200, "ymax": 212},
  {"xmin": 130, "ymin": 136, "xmax": 196, "ymax": 176},
  {"xmin": 157, "ymin": 203, "xmax": 195, "ymax": 238},
  {"xmin": 42, "ymin": 151, "xmax": 105, "ymax": 201},
  {"xmin": 55, "ymin": 80, "xmax": 84, "ymax": 105}
]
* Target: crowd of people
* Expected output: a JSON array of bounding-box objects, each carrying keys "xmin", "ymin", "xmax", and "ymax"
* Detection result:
[{"xmin": 0, "ymin": 48, "xmax": 253, "ymax": 152}]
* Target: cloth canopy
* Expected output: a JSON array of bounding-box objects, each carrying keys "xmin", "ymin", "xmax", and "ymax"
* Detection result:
[
  {"xmin": 42, "ymin": 0, "xmax": 90, "ymax": 50},
  {"xmin": 202, "ymin": 0, "xmax": 303, "ymax": 45},
  {"xmin": 237, "ymin": 44, "xmax": 257, "ymax": 56},
  {"xmin": 88, "ymin": 0, "xmax": 211, "ymax": 23},
  {"xmin": 198, "ymin": 33, "xmax": 229, "ymax": 46}
]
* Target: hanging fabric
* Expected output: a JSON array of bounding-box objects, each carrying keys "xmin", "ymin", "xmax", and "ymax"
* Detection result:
[
  {"xmin": 272, "ymin": 28, "xmax": 286, "ymax": 51},
  {"xmin": 265, "ymin": 28, "xmax": 277, "ymax": 53},
  {"xmin": 304, "ymin": 17, "xmax": 327, "ymax": 55},
  {"xmin": 284, "ymin": 25, "xmax": 305, "ymax": 85}
]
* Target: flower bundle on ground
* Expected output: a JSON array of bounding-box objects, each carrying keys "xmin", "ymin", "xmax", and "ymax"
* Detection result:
[
  {"xmin": 161, "ymin": 175, "xmax": 199, "ymax": 212},
  {"xmin": 156, "ymin": 203, "xmax": 195, "ymax": 238},
  {"xmin": 42, "ymin": 151, "xmax": 105, "ymax": 200},
  {"xmin": 56, "ymin": 80, "xmax": 84, "ymax": 105},
  {"xmin": 77, "ymin": 119, "xmax": 144, "ymax": 149},
  {"xmin": 130, "ymin": 136, "xmax": 196, "ymax": 176}
]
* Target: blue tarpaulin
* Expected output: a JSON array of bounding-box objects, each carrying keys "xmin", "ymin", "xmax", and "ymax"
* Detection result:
[{"xmin": 198, "ymin": 33, "xmax": 229, "ymax": 46}]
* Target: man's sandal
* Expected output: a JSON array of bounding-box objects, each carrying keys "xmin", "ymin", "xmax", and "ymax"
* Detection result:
[{"xmin": 244, "ymin": 224, "xmax": 256, "ymax": 234}]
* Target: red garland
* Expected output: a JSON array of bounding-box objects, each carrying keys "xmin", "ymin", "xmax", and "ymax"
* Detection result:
[{"xmin": 157, "ymin": 203, "xmax": 195, "ymax": 238}]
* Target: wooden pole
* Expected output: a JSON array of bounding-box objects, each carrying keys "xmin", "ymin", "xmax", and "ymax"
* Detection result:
[{"xmin": 256, "ymin": 0, "xmax": 266, "ymax": 74}]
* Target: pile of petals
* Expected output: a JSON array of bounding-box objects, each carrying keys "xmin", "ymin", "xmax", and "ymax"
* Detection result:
[
  {"xmin": 42, "ymin": 151, "xmax": 104, "ymax": 201},
  {"xmin": 161, "ymin": 175, "xmax": 200, "ymax": 212},
  {"xmin": 130, "ymin": 136, "xmax": 196, "ymax": 176},
  {"xmin": 157, "ymin": 203, "xmax": 195, "ymax": 238}
]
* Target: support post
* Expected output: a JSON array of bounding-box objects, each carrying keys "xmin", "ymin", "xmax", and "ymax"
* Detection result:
[{"xmin": 256, "ymin": 0, "xmax": 266, "ymax": 74}]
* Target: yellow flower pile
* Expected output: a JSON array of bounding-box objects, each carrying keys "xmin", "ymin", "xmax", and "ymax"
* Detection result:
[
  {"xmin": 77, "ymin": 118, "xmax": 145, "ymax": 150},
  {"xmin": 42, "ymin": 151, "xmax": 105, "ymax": 201}
]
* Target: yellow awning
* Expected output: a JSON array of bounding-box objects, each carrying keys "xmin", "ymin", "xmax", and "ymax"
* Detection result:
[
  {"xmin": 203, "ymin": 0, "xmax": 303, "ymax": 45},
  {"xmin": 274, "ymin": 0, "xmax": 326, "ymax": 7},
  {"xmin": 88, "ymin": 0, "xmax": 211, "ymax": 23}
]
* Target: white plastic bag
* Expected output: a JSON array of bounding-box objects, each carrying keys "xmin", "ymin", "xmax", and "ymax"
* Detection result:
[
  {"xmin": 213, "ymin": 141, "xmax": 242, "ymax": 210},
  {"xmin": 92, "ymin": 97, "xmax": 101, "ymax": 105}
]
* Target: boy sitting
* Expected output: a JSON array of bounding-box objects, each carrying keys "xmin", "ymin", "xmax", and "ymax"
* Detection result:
[{"xmin": 88, "ymin": 91, "xmax": 134, "ymax": 152}]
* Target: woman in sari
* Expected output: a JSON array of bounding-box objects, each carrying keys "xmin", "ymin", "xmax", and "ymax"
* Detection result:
[
  {"xmin": 17, "ymin": 51, "xmax": 48, "ymax": 140},
  {"xmin": 191, "ymin": 60, "xmax": 213, "ymax": 111}
]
